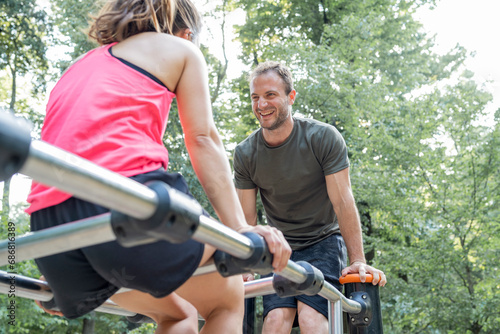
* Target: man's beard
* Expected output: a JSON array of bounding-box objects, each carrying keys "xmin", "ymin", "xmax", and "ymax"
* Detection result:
[{"xmin": 259, "ymin": 104, "xmax": 290, "ymax": 131}]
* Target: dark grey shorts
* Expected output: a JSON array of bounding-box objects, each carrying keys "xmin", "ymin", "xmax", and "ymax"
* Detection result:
[
  {"xmin": 263, "ymin": 233, "xmax": 347, "ymax": 326},
  {"xmin": 30, "ymin": 170, "xmax": 206, "ymax": 319}
]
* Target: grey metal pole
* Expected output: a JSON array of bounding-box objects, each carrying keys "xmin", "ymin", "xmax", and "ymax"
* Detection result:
[
  {"xmin": 319, "ymin": 280, "xmax": 362, "ymax": 314},
  {"xmin": 328, "ymin": 301, "xmax": 333, "ymax": 334},
  {"xmin": 0, "ymin": 214, "xmax": 115, "ymax": 266},
  {"xmin": 0, "ymin": 271, "xmax": 137, "ymax": 318},
  {"xmin": 243, "ymin": 277, "xmax": 275, "ymax": 299},
  {"xmin": 194, "ymin": 215, "xmax": 254, "ymax": 259},
  {"xmin": 94, "ymin": 302, "xmax": 138, "ymax": 317},
  {"xmin": 328, "ymin": 299, "xmax": 344, "ymax": 334},
  {"xmin": 20, "ymin": 141, "xmax": 158, "ymax": 219},
  {"xmin": 0, "ymin": 274, "xmax": 53, "ymax": 302},
  {"xmin": 0, "ymin": 271, "xmax": 274, "ymax": 313}
]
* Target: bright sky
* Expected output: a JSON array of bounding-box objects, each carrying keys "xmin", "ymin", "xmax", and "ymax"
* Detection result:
[
  {"xmin": 415, "ymin": 0, "xmax": 500, "ymax": 117},
  {"xmin": 2, "ymin": 0, "xmax": 499, "ymax": 210}
]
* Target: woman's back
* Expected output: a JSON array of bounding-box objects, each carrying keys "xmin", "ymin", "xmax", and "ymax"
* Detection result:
[{"xmin": 26, "ymin": 33, "xmax": 197, "ymax": 213}]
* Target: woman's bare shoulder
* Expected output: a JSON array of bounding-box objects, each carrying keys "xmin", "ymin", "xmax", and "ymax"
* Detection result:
[{"xmin": 111, "ymin": 32, "xmax": 203, "ymax": 90}]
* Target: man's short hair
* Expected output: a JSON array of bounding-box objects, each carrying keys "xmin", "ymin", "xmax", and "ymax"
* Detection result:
[{"xmin": 249, "ymin": 61, "xmax": 294, "ymax": 95}]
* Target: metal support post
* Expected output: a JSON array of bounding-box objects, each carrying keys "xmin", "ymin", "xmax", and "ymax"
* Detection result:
[
  {"xmin": 243, "ymin": 297, "xmax": 255, "ymax": 334},
  {"xmin": 328, "ymin": 299, "xmax": 344, "ymax": 334}
]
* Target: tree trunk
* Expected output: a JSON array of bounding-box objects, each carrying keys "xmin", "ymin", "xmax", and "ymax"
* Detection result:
[
  {"xmin": 82, "ymin": 316, "xmax": 95, "ymax": 334},
  {"xmin": 9, "ymin": 62, "xmax": 17, "ymax": 111},
  {"xmin": 1, "ymin": 177, "xmax": 11, "ymax": 223},
  {"xmin": 357, "ymin": 201, "xmax": 374, "ymax": 263},
  {"xmin": 470, "ymin": 321, "xmax": 481, "ymax": 334},
  {"xmin": 210, "ymin": 0, "xmax": 229, "ymax": 104}
]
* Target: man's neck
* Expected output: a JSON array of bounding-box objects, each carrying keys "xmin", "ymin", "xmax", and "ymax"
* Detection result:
[{"xmin": 262, "ymin": 116, "xmax": 294, "ymax": 147}]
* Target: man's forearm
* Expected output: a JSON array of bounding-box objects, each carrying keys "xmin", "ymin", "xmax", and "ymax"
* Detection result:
[
  {"xmin": 337, "ymin": 202, "xmax": 366, "ymax": 265},
  {"xmin": 236, "ymin": 188, "xmax": 258, "ymax": 226}
]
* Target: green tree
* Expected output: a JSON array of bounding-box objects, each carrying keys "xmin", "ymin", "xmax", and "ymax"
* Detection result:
[
  {"xmin": 0, "ymin": 1, "xmax": 236, "ymax": 332},
  {"xmin": 0, "ymin": 0, "xmax": 49, "ymax": 223},
  {"xmin": 49, "ymin": 0, "xmax": 99, "ymax": 73},
  {"xmin": 226, "ymin": 0, "xmax": 499, "ymax": 332},
  {"xmin": 362, "ymin": 73, "xmax": 499, "ymax": 333},
  {"xmin": 1, "ymin": 1, "xmax": 51, "ymax": 329},
  {"xmin": 0, "ymin": 0, "xmax": 48, "ymax": 107}
]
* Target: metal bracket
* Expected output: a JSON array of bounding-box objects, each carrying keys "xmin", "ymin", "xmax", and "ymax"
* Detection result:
[
  {"xmin": 214, "ymin": 232, "xmax": 273, "ymax": 277},
  {"xmin": 347, "ymin": 291, "xmax": 372, "ymax": 327},
  {"xmin": 273, "ymin": 261, "xmax": 324, "ymax": 297},
  {"xmin": 126, "ymin": 314, "xmax": 155, "ymax": 324},
  {"xmin": 111, "ymin": 181, "xmax": 202, "ymax": 247}
]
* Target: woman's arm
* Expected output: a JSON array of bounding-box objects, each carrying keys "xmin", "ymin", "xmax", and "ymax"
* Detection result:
[{"xmin": 174, "ymin": 43, "xmax": 291, "ymax": 272}]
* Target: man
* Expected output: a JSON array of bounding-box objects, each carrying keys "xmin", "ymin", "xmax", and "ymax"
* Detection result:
[{"xmin": 233, "ymin": 61, "xmax": 386, "ymax": 334}]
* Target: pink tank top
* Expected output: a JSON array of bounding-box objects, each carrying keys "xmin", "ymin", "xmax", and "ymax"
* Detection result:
[{"xmin": 26, "ymin": 43, "xmax": 176, "ymax": 214}]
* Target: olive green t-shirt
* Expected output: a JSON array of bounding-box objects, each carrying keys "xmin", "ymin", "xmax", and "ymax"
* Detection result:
[{"xmin": 233, "ymin": 117, "xmax": 349, "ymax": 250}]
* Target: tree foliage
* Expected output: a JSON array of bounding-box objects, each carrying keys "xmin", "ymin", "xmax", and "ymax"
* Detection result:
[
  {"xmin": 228, "ymin": 0, "xmax": 499, "ymax": 332},
  {"xmin": 49, "ymin": 0, "xmax": 99, "ymax": 73},
  {"xmin": 0, "ymin": 0, "xmax": 49, "ymax": 102},
  {"xmin": 0, "ymin": 0, "xmax": 49, "ymax": 233}
]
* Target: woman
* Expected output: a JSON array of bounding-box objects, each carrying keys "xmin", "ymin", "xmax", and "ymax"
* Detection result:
[{"xmin": 26, "ymin": 0, "xmax": 291, "ymax": 332}]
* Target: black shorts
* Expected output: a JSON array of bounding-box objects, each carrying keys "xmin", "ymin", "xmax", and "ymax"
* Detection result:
[
  {"xmin": 263, "ymin": 234, "xmax": 346, "ymax": 326},
  {"xmin": 30, "ymin": 170, "xmax": 206, "ymax": 319}
]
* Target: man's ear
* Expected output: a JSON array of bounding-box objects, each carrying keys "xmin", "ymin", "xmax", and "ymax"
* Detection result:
[{"xmin": 288, "ymin": 90, "xmax": 297, "ymax": 105}]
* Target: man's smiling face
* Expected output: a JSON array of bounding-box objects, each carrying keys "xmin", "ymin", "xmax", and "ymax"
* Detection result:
[{"xmin": 250, "ymin": 71, "xmax": 295, "ymax": 131}]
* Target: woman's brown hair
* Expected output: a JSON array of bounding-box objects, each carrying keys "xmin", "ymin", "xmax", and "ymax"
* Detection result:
[{"xmin": 88, "ymin": 0, "xmax": 202, "ymax": 45}]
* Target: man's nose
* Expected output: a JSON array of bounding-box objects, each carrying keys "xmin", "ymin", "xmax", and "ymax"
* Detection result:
[{"xmin": 258, "ymin": 98, "xmax": 268, "ymax": 109}]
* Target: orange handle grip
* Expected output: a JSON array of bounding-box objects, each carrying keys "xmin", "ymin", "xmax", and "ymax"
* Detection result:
[{"xmin": 339, "ymin": 274, "xmax": 373, "ymax": 284}]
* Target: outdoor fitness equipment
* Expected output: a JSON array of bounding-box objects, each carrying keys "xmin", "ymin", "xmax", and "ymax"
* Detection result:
[{"xmin": 0, "ymin": 111, "xmax": 383, "ymax": 333}]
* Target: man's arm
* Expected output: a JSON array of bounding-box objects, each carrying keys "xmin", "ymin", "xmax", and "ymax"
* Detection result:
[
  {"xmin": 325, "ymin": 168, "xmax": 386, "ymax": 286},
  {"xmin": 236, "ymin": 188, "xmax": 258, "ymax": 226},
  {"xmin": 236, "ymin": 187, "xmax": 288, "ymax": 281}
]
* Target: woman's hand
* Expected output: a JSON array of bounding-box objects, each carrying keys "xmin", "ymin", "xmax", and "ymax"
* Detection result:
[
  {"xmin": 35, "ymin": 299, "xmax": 64, "ymax": 317},
  {"xmin": 34, "ymin": 276, "xmax": 64, "ymax": 317},
  {"xmin": 236, "ymin": 225, "xmax": 291, "ymax": 273}
]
